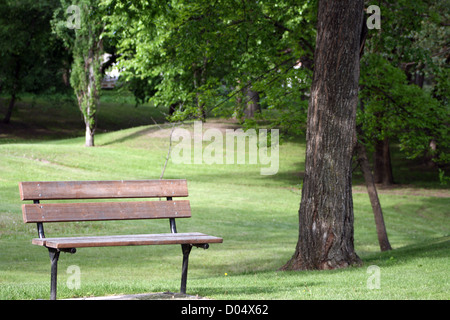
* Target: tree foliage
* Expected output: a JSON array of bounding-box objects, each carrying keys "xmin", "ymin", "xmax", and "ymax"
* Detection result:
[
  {"xmin": 359, "ymin": 0, "xmax": 449, "ymax": 168},
  {"xmin": 359, "ymin": 54, "xmax": 446, "ymax": 162},
  {"xmin": 102, "ymin": 0, "xmax": 316, "ymax": 133},
  {"xmin": 0, "ymin": 0, "xmax": 70, "ymax": 123},
  {"xmin": 103, "ymin": 0, "xmax": 448, "ymax": 170}
]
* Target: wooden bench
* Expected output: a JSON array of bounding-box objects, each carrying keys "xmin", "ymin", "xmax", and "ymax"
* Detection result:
[{"xmin": 19, "ymin": 179, "xmax": 223, "ymax": 300}]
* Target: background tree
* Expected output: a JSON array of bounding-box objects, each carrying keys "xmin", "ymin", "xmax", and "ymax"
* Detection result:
[
  {"xmin": 53, "ymin": 0, "xmax": 105, "ymax": 146},
  {"xmin": 102, "ymin": 0, "xmax": 447, "ymax": 257},
  {"xmin": 101, "ymin": 0, "xmax": 316, "ymax": 129},
  {"xmin": 0, "ymin": 0, "xmax": 69, "ymax": 124},
  {"xmin": 359, "ymin": 0, "xmax": 450, "ymax": 185},
  {"xmin": 282, "ymin": 0, "xmax": 364, "ymax": 270}
]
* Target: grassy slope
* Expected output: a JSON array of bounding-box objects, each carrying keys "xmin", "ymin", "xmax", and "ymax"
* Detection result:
[{"xmin": 0, "ymin": 94, "xmax": 448, "ymax": 300}]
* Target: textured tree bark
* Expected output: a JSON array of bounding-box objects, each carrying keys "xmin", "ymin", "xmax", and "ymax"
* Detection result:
[{"xmin": 282, "ymin": 0, "xmax": 364, "ymax": 270}]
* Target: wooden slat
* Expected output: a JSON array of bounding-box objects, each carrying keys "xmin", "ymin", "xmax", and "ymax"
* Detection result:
[
  {"xmin": 19, "ymin": 180, "xmax": 188, "ymax": 201},
  {"xmin": 31, "ymin": 232, "xmax": 223, "ymax": 248},
  {"xmin": 22, "ymin": 200, "xmax": 191, "ymax": 223}
]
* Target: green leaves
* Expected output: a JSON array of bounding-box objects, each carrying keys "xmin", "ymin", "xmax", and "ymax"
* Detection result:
[
  {"xmin": 102, "ymin": 0, "xmax": 316, "ymax": 127},
  {"xmin": 359, "ymin": 0, "xmax": 449, "ymax": 167},
  {"xmin": 0, "ymin": 0, "xmax": 69, "ymax": 96},
  {"xmin": 52, "ymin": 0, "xmax": 106, "ymax": 145},
  {"xmin": 359, "ymin": 53, "xmax": 449, "ymax": 165}
]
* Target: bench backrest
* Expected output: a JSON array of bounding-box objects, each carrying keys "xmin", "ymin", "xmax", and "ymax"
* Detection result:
[{"xmin": 20, "ymin": 180, "xmax": 191, "ymax": 223}]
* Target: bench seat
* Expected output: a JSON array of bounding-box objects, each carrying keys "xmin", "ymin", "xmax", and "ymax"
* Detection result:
[
  {"xmin": 20, "ymin": 179, "xmax": 223, "ymax": 299},
  {"xmin": 32, "ymin": 232, "xmax": 223, "ymax": 249}
]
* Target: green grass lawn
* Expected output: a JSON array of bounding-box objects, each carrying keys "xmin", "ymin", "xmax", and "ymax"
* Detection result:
[{"xmin": 0, "ymin": 93, "xmax": 449, "ymax": 300}]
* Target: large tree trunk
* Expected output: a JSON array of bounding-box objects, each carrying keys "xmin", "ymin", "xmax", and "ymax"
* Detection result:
[
  {"xmin": 355, "ymin": 139, "xmax": 392, "ymax": 251},
  {"xmin": 282, "ymin": 0, "xmax": 364, "ymax": 271},
  {"xmin": 373, "ymin": 137, "xmax": 394, "ymax": 185}
]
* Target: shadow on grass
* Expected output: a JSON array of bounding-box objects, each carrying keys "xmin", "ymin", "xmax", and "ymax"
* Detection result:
[
  {"xmin": 99, "ymin": 126, "xmax": 158, "ymax": 146},
  {"xmin": 362, "ymin": 236, "xmax": 450, "ymax": 267}
]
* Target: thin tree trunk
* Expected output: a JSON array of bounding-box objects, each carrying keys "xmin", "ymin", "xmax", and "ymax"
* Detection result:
[
  {"xmin": 232, "ymin": 82, "xmax": 245, "ymax": 121},
  {"xmin": 373, "ymin": 137, "xmax": 394, "ymax": 185},
  {"xmin": 196, "ymin": 92, "xmax": 206, "ymax": 122},
  {"xmin": 357, "ymin": 23, "xmax": 391, "ymax": 252},
  {"xmin": 82, "ymin": 47, "xmax": 100, "ymax": 147},
  {"xmin": 282, "ymin": 0, "xmax": 364, "ymax": 271},
  {"xmin": 234, "ymin": 94, "xmax": 243, "ymax": 120},
  {"xmin": 3, "ymin": 58, "xmax": 20, "ymax": 124},
  {"xmin": 85, "ymin": 124, "xmax": 94, "ymax": 147},
  {"xmin": 193, "ymin": 54, "xmax": 208, "ymax": 122},
  {"xmin": 355, "ymin": 140, "xmax": 392, "ymax": 251},
  {"xmin": 3, "ymin": 93, "xmax": 16, "ymax": 124},
  {"xmin": 245, "ymin": 85, "xmax": 260, "ymax": 119},
  {"xmin": 425, "ymin": 139, "xmax": 437, "ymax": 168}
]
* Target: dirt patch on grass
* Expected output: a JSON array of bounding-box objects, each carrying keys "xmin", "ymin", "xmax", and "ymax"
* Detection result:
[
  {"xmin": 352, "ymin": 184, "xmax": 450, "ymax": 198},
  {"xmin": 146, "ymin": 119, "xmax": 243, "ymax": 139}
]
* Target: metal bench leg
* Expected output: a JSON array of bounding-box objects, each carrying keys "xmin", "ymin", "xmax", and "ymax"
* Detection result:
[
  {"xmin": 180, "ymin": 244, "xmax": 192, "ymax": 294},
  {"xmin": 48, "ymin": 248, "xmax": 60, "ymax": 300}
]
